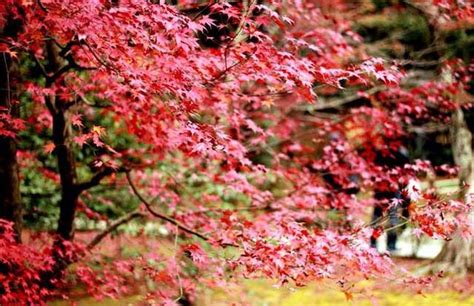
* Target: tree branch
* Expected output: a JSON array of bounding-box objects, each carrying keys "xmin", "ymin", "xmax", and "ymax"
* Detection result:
[
  {"xmin": 86, "ymin": 210, "xmax": 145, "ymax": 250},
  {"xmin": 81, "ymin": 40, "xmax": 119, "ymax": 73},
  {"xmin": 37, "ymin": 0, "xmax": 48, "ymax": 12},
  {"xmin": 44, "ymin": 95, "xmax": 56, "ymax": 115},
  {"xmin": 309, "ymin": 86, "xmax": 385, "ymax": 111},
  {"xmin": 76, "ymin": 167, "xmax": 115, "ymax": 193},
  {"xmin": 46, "ymin": 63, "xmax": 73, "ymax": 85},
  {"xmin": 30, "ymin": 52, "xmax": 49, "ymax": 78},
  {"xmin": 126, "ymin": 171, "xmax": 209, "ymax": 241},
  {"xmin": 58, "ymin": 39, "xmax": 81, "ymax": 58}
]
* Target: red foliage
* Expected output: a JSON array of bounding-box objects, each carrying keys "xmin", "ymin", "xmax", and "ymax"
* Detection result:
[
  {"xmin": 0, "ymin": 220, "xmax": 56, "ymax": 304},
  {"xmin": 0, "ymin": 0, "xmax": 473, "ymax": 304}
]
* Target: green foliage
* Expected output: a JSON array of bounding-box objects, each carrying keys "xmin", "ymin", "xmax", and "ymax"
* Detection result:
[
  {"xmin": 355, "ymin": 12, "xmax": 431, "ymax": 54},
  {"xmin": 20, "ymin": 164, "xmax": 60, "ymax": 229},
  {"xmin": 372, "ymin": 0, "xmax": 393, "ymax": 11},
  {"xmin": 443, "ymin": 28, "xmax": 474, "ymax": 63},
  {"xmin": 18, "ymin": 126, "xmax": 59, "ymax": 229}
]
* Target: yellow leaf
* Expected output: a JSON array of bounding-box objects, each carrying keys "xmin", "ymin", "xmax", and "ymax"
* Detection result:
[{"xmin": 92, "ymin": 125, "xmax": 105, "ymax": 136}]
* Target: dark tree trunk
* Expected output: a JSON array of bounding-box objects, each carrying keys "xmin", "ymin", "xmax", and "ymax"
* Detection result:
[
  {"xmin": 52, "ymin": 108, "xmax": 79, "ymax": 241},
  {"xmin": 36, "ymin": 43, "xmax": 81, "ymax": 288},
  {"xmin": 0, "ymin": 68, "xmax": 22, "ymax": 240},
  {"xmin": 45, "ymin": 42, "xmax": 80, "ymax": 241},
  {"xmin": 0, "ymin": 9, "xmax": 24, "ymax": 242}
]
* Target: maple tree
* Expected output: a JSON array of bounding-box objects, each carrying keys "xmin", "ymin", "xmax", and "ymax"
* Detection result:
[{"xmin": 0, "ymin": 0, "xmax": 473, "ymax": 304}]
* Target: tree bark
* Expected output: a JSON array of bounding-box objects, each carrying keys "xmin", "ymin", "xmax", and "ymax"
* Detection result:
[
  {"xmin": 0, "ymin": 9, "xmax": 24, "ymax": 242},
  {"xmin": 432, "ymin": 108, "xmax": 474, "ymax": 274},
  {"xmin": 45, "ymin": 41, "xmax": 80, "ymax": 241},
  {"xmin": 52, "ymin": 107, "xmax": 80, "ymax": 241}
]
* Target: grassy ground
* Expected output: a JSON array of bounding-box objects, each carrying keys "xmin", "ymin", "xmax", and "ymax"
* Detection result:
[
  {"xmin": 50, "ymin": 277, "xmax": 474, "ymax": 306},
  {"xmin": 197, "ymin": 278, "xmax": 474, "ymax": 306}
]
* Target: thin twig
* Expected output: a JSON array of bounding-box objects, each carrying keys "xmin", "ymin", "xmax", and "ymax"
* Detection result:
[
  {"xmin": 204, "ymin": 57, "xmax": 248, "ymax": 85},
  {"xmin": 82, "ymin": 41, "xmax": 119, "ymax": 73},
  {"xmin": 307, "ymin": 86, "xmax": 385, "ymax": 112},
  {"xmin": 384, "ymin": 220, "xmax": 410, "ymax": 232}
]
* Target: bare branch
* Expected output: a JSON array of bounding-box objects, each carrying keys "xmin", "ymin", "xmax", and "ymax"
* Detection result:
[
  {"xmin": 309, "ymin": 86, "xmax": 385, "ymax": 111},
  {"xmin": 87, "ymin": 210, "xmax": 145, "ymax": 250},
  {"xmin": 126, "ymin": 171, "xmax": 209, "ymax": 241},
  {"xmin": 76, "ymin": 167, "xmax": 115, "ymax": 193},
  {"xmin": 407, "ymin": 123, "xmax": 449, "ymax": 134}
]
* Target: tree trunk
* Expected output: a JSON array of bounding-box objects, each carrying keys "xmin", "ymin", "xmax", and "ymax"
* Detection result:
[
  {"xmin": 52, "ymin": 108, "xmax": 80, "ymax": 241},
  {"xmin": 36, "ymin": 43, "xmax": 81, "ymax": 288},
  {"xmin": 432, "ymin": 108, "xmax": 474, "ymax": 274},
  {"xmin": 45, "ymin": 41, "xmax": 80, "ymax": 242},
  {"xmin": 0, "ymin": 10, "xmax": 24, "ymax": 242}
]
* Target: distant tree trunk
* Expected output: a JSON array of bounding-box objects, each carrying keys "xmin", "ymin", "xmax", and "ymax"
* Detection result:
[
  {"xmin": 431, "ymin": 108, "xmax": 474, "ymax": 274},
  {"xmin": 0, "ymin": 9, "xmax": 24, "ymax": 242}
]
